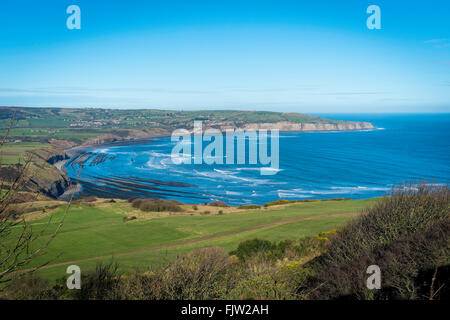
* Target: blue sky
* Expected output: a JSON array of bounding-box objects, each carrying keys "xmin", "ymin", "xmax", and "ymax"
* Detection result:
[{"xmin": 0, "ymin": 0, "xmax": 449, "ymax": 112}]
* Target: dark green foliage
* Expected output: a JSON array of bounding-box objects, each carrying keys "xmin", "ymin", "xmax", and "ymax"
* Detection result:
[
  {"xmin": 230, "ymin": 238, "xmax": 326, "ymax": 263},
  {"xmin": 231, "ymin": 239, "xmax": 276, "ymax": 261},
  {"xmin": 304, "ymin": 183, "xmax": 450, "ymax": 300},
  {"xmin": 150, "ymin": 247, "xmax": 232, "ymax": 299},
  {"xmin": 209, "ymin": 201, "xmax": 229, "ymax": 207},
  {"xmin": 79, "ymin": 195, "xmax": 97, "ymax": 203},
  {"xmin": 71, "ymin": 261, "xmax": 121, "ymax": 300},
  {"xmin": 238, "ymin": 204, "xmax": 261, "ymax": 209},
  {"xmin": 131, "ymin": 198, "xmax": 183, "ymax": 212},
  {"xmin": 0, "ymin": 274, "xmax": 60, "ymax": 300}
]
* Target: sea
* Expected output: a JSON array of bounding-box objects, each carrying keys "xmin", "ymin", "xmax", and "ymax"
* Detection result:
[{"xmin": 65, "ymin": 114, "xmax": 450, "ymax": 205}]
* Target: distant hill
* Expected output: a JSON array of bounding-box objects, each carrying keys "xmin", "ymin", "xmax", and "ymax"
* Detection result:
[{"xmin": 0, "ymin": 107, "xmax": 374, "ymax": 147}]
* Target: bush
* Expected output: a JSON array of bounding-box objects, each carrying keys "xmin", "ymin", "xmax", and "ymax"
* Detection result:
[
  {"xmin": 167, "ymin": 199, "xmax": 184, "ymax": 205},
  {"xmin": 209, "ymin": 201, "xmax": 229, "ymax": 207},
  {"xmin": 218, "ymin": 210, "xmax": 223, "ymax": 215},
  {"xmin": 238, "ymin": 204, "xmax": 261, "ymax": 209},
  {"xmin": 71, "ymin": 261, "xmax": 121, "ymax": 300},
  {"xmin": 263, "ymin": 199, "xmax": 296, "ymax": 207},
  {"xmin": 123, "ymin": 216, "xmax": 137, "ymax": 222},
  {"xmin": 152, "ymin": 247, "xmax": 232, "ymax": 299},
  {"xmin": 227, "ymin": 273, "xmax": 290, "ymax": 300},
  {"xmin": 305, "ymin": 183, "xmax": 450, "ymax": 300},
  {"xmin": 192, "ymin": 204, "xmax": 198, "ymax": 211},
  {"xmin": 231, "ymin": 237, "xmax": 328, "ymax": 263},
  {"xmin": 230, "ymin": 239, "xmax": 275, "ymax": 261},
  {"xmin": 131, "ymin": 198, "xmax": 183, "ymax": 212},
  {"xmin": 200, "ymin": 210, "xmax": 210, "ymax": 215},
  {"xmin": 81, "ymin": 195, "xmax": 97, "ymax": 203},
  {"xmin": 0, "ymin": 274, "xmax": 60, "ymax": 300}
]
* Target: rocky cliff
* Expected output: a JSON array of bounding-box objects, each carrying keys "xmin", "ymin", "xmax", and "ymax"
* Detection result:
[
  {"xmin": 81, "ymin": 128, "xmax": 171, "ymax": 147},
  {"xmin": 23, "ymin": 148, "xmax": 71, "ymax": 198},
  {"xmin": 241, "ymin": 121, "xmax": 374, "ymax": 131}
]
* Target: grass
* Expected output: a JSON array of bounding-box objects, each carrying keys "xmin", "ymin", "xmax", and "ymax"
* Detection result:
[
  {"xmin": 7, "ymin": 197, "xmax": 380, "ymax": 281},
  {"xmin": 0, "ymin": 142, "xmax": 49, "ymax": 164}
]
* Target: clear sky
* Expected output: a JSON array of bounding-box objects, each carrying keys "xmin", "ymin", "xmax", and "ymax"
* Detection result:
[{"xmin": 0, "ymin": 0, "xmax": 449, "ymax": 112}]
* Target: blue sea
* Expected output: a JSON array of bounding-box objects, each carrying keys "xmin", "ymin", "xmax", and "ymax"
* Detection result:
[{"xmin": 65, "ymin": 114, "xmax": 450, "ymax": 205}]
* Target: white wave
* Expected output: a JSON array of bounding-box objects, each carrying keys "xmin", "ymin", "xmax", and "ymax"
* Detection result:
[
  {"xmin": 330, "ymin": 186, "xmax": 390, "ymax": 192},
  {"xmin": 194, "ymin": 168, "xmax": 270, "ymax": 185},
  {"xmin": 225, "ymin": 191, "xmax": 242, "ymax": 196},
  {"xmin": 277, "ymin": 192, "xmax": 310, "ymax": 198},
  {"xmin": 145, "ymin": 158, "xmax": 167, "ymax": 170},
  {"xmin": 276, "ymin": 185, "xmax": 391, "ymax": 198},
  {"xmin": 260, "ymin": 167, "xmax": 283, "ymax": 174},
  {"xmin": 149, "ymin": 151, "xmax": 172, "ymax": 158},
  {"xmin": 236, "ymin": 167, "xmax": 284, "ymax": 173},
  {"xmin": 214, "ymin": 168, "xmax": 234, "ymax": 175}
]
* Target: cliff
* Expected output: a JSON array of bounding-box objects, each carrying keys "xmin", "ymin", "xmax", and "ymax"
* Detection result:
[
  {"xmin": 81, "ymin": 128, "xmax": 171, "ymax": 147},
  {"xmin": 241, "ymin": 121, "xmax": 374, "ymax": 131},
  {"xmin": 0, "ymin": 147, "xmax": 72, "ymax": 199}
]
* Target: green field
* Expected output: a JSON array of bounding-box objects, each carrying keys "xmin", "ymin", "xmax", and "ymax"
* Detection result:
[
  {"xmin": 11, "ymin": 198, "xmax": 380, "ymax": 281},
  {"xmin": 0, "ymin": 142, "xmax": 49, "ymax": 164}
]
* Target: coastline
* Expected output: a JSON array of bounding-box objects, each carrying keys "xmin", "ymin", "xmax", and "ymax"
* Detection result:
[
  {"xmin": 57, "ymin": 125, "xmax": 379, "ymax": 203},
  {"xmin": 64, "ymin": 124, "xmax": 377, "ymax": 156}
]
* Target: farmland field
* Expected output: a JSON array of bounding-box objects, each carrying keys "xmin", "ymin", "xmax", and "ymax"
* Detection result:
[{"xmin": 11, "ymin": 197, "xmax": 380, "ymax": 281}]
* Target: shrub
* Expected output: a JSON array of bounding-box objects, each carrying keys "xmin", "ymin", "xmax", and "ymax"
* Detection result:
[
  {"xmin": 192, "ymin": 205, "xmax": 198, "ymax": 211},
  {"xmin": 218, "ymin": 210, "xmax": 223, "ymax": 215},
  {"xmin": 131, "ymin": 198, "xmax": 183, "ymax": 212},
  {"xmin": 167, "ymin": 199, "xmax": 184, "ymax": 205},
  {"xmin": 320, "ymin": 183, "xmax": 449, "ymax": 269},
  {"xmin": 123, "ymin": 216, "xmax": 137, "ymax": 222},
  {"xmin": 263, "ymin": 199, "xmax": 296, "ymax": 207},
  {"xmin": 1, "ymin": 274, "xmax": 59, "ymax": 300},
  {"xmin": 231, "ymin": 237, "xmax": 328, "ymax": 263},
  {"xmin": 131, "ymin": 198, "xmax": 143, "ymax": 208},
  {"xmin": 81, "ymin": 195, "xmax": 97, "ymax": 203},
  {"xmin": 238, "ymin": 204, "xmax": 261, "ymax": 209},
  {"xmin": 227, "ymin": 273, "xmax": 290, "ymax": 300},
  {"xmin": 152, "ymin": 247, "xmax": 232, "ymax": 299},
  {"xmin": 209, "ymin": 201, "xmax": 229, "ymax": 207},
  {"xmin": 304, "ymin": 183, "xmax": 450, "ymax": 300},
  {"xmin": 230, "ymin": 239, "xmax": 275, "ymax": 261},
  {"xmin": 200, "ymin": 210, "xmax": 210, "ymax": 215},
  {"xmin": 71, "ymin": 261, "xmax": 121, "ymax": 300}
]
